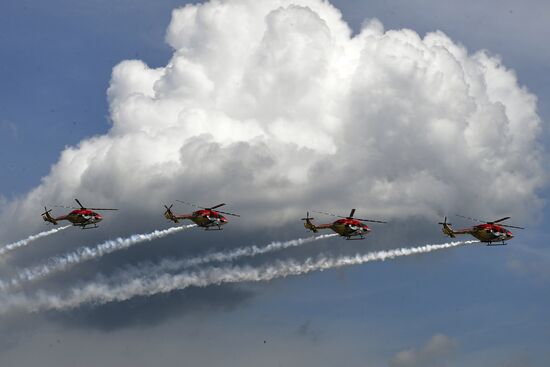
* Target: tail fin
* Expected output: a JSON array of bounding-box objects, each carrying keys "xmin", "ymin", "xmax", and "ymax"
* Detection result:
[
  {"xmin": 301, "ymin": 212, "xmax": 318, "ymax": 233},
  {"xmin": 164, "ymin": 204, "xmax": 179, "ymax": 223},
  {"xmin": 438, "ymin": 216, "xmax": 455, "ymax": 238},
  {"xmin": 42, "ymin": 207, "xmax": 58, "ymax": 225}
]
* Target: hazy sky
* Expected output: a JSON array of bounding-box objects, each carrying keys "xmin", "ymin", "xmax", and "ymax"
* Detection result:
[{"xmin": 0, "ymin": 1, "xmax": 548, "ymax": 366}]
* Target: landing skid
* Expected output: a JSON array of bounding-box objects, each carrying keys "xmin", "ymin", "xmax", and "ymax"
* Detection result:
[
  {"xmin": 486, "ymin": 242, "xmax": 507, "ymax": 246},
  {"xmin": 204, "ymin": 227, "xmax": 223, "ymax": 231},
  {"xmin": 345, "ymin": 237, "xmax": 365, "ymax": 241},
  {"xmin": 80, "ymin": 224, "xmax": 99, "ymax": 230}
]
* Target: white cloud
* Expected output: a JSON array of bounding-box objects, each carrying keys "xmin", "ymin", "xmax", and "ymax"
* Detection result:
[
  {"xmin": 0, "ymin": 0, "xmax": 546, "ymax": 239},
  {"xmin": 389, "ymin": 333, "xmax": 458, "ymax": 367}
]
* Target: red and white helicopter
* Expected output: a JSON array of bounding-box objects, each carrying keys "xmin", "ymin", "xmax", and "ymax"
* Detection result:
[
  {"xmin": 302, "ymin": 209, "xmax": 386, "ymax": 240},
  {"xmin": 42, "ymin": 199, "xmax": 118, "ymax": 229},
  {"xmin": 440, "ymin": 215, "xmax": 524, "ymax": 245},
  {"xmin": 164, "ymin": 201, "xmax": 240, "ymax": 230}
]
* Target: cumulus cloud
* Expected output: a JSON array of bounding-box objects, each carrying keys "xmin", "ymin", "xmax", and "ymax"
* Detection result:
[
  {"xmin": 389, "ymin": 333, "xmax": 458, "ymax": 367},
  {"xmin": 0, "ymin": 0, "xmax": 546, "ymax": 240}
]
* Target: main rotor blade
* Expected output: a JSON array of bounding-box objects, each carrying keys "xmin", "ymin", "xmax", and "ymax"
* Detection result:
[
  {"xmin": 52, "ymin": 201, "xmax": 117, "ymax": 210},
  {"xmin": 313, "ymin": 210, "xmax": 346, "ymax": 219},
  {"xmin": 53, "ymin": 205, "xmax": 79, "ymax": 209},
  {"xmin": 355, "ymin": 218, "xmax": 387, "ymax": 224},
  {"xmin": 348, "ymin": 209, "xmax": 356, "ymax": 218},
  {"xmin": 176, "ymin": 200, "xmax": 205, "ymax": 209},
  {"xmin": 500, "ymin": 224, "xmax": 525, "ymax": 230},
  {"xmin": 457, "ymin": 214, "xmax": 514, "ymax": 225},
  {"xmin": 456, "ymin": 214, "xmax": 485, "ymax": 223},
  {"xmin": 314, "ymin": 210, "xmax": 384, "ymax": 223},
  {"xmin": 492, "ymin": 217, "xmax": 511, "ymax": 224},
  {"xmin": 209, "ymin": 203, "xmax": 226, "ymax": 210},
  {"xmin": 216, "ymin": 210, "xmax": 240, "ymax": 217}
]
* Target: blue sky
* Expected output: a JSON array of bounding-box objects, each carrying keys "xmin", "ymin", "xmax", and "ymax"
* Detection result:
[
  {"xmin": 0, "ymin": 1, "xmax": 549, "ymax": 366},
  {"xmin": 1, "ymin": 0, "xmax": 180, "ymax": 196}
]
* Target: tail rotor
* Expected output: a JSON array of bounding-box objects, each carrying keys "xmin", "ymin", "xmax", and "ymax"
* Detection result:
[
  {"xmin": 42, "ymin": 207, "xmax": 58, "ymax": 225},
  {"xmin": 301, "ymin": 212, "xmax": 318, "ymax": 233},
  {"xmin": 438, "ymin": 216, "xmax": 452, "ymax": 226},
  {"xmin": 439, "ymin": 216, "xmax": 455, "ymax": 238},
  {"xmin": 164, "ymin": 204, "xmax": 179, "ymax": 223}
]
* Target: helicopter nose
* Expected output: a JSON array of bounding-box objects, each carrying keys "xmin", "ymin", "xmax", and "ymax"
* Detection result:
[
  {"xmin": 507, "ymin": 232, "xmax": 513, "ymax": 239},
  {"xmin": 96, "ymin": 214, "xmax": 103, "ymax": 222}
]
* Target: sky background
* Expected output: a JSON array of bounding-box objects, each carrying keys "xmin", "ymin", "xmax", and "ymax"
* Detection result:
[{"xmin": 0, "ymin": 0, "xmax": 549, "ymax": 366}]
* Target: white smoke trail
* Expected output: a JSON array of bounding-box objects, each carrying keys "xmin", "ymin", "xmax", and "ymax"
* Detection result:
[
  {"xmin": 182, "ymin": 233, "xmax": 339, "ymax": 267},
  {"xmin": 114, "ymin": 233, "xmax": 339, "ymax": 281},
  {"xmin": 0, "ymin": 226, "xmax": 71, "ymax": 257},
  {"xmin": 0, "ymin": 225, "xmax": 196, "ymax": 290},
  {"xmin": 0, "ymin": 240, "xmax": 478, "ymax": 312}
]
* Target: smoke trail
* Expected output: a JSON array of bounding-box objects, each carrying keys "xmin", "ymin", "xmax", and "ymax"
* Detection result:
[
  {"xmin": 182, "ymin": 233, "xmax": 339, "ymax": 267},
  {"xmin": 0, "ymin": 225, "xmax": 196, "ymax": 290},
  {"xmin": 0, "ymin": 240, "xmax": 478, "ymax": 312},
  {"xmin": 0, "ymin": 226, "xmax": 71, "ymax": 257},
  {"xmin": 115, "ymin": 233, "xmax": 339, "ymax": 281}
]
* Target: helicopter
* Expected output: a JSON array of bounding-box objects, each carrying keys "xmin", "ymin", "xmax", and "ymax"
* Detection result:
[
  {"xmin": 302, "ymin": 209, "xmax": 386, "ymax": 240},
  {"xmin": 164, "ymin": 201, "xmax": 240, "ymax": 230},
  {"xmin": 440, "ymin": 215, "xmax": 524, "ymax": 245},
  {"xmin": 42, "ymin": 199, "xmax": 118, "ymax": 229}
]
